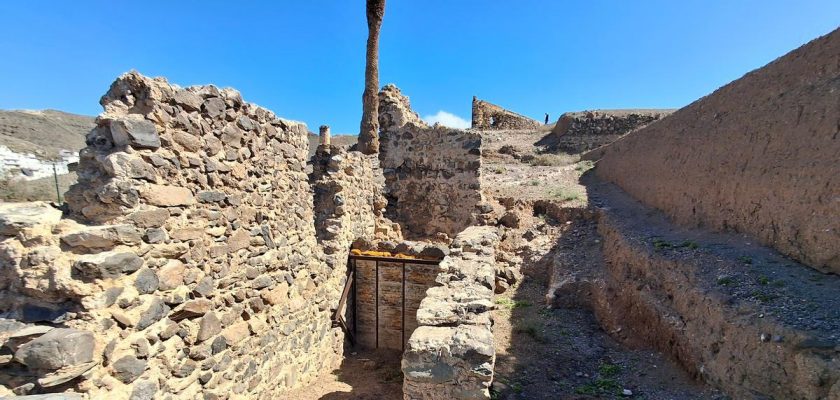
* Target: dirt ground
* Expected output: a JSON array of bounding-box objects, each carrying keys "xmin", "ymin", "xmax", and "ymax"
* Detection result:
[
  {"xmin": 279, "ymin": 349, "xmax": 402, "ymax": 400},
  {"xmin": 481, "ymin": 129, "xmax": 590, "ymax": 206},
  {"xmin": 491, "ymin": 220, "xmax": 725, "ymax": 400},
  {"xmin": 484, "ymin": 129, "xmax": 725, "ymax": 399}
]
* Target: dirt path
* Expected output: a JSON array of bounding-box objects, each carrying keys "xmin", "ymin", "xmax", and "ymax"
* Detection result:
[{"xmin": 279, "ymin": 350, "xmax": 402, "ymax": 400}]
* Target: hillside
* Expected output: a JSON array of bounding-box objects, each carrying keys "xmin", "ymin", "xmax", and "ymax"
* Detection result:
[{"xmin": 0, "ymin": 109, "xmax": 93, "ymax": 158}]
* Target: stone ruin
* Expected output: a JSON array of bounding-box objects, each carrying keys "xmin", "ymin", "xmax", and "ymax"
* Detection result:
[
  {"xmin": 0, "ymin": 72, "xmax": 496, "ymax": 399},
  {"xmin": 470, "ymin": 97, "xmax": 541, "ymax": 130},
  {"xmin": 550, "ymin": 109, "xmax": 674, "ymax": 153},
  {"xmin": 0, "ymin": 26, "xmax": 838, "ymax": 400}
]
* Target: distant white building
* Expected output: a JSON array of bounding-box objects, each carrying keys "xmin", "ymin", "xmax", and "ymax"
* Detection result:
[{"xmin": 0, "ymin": 145, "xmax": 79, "ymax": 181}]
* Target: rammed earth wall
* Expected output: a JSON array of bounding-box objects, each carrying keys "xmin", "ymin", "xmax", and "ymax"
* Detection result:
[{"xmin": 594, "ymin": 28, "xmax": 840, "ymax": 274}]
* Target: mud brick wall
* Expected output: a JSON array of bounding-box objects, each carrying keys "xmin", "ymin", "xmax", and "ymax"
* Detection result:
[
  {"xmin": 402, "ymin": 226, "xmax": 499, "ymax": 400},
  {"xmin": 0, "ymin": 72, "xmax": 348, "ymax": 398},
  {"xmin": 471, "ymin": 97, "xmax": 541, "ymax": 130},
  {"xmin": 551, "ymin": 109, "xmax": 673, "ymax": 153},
  {"xmin": 379, "ymin": 85, "xmax": 489, "ymax": 238},
  {"xmin": 595, "ymin": 28, "xmax": 840, "ymax": 274}
]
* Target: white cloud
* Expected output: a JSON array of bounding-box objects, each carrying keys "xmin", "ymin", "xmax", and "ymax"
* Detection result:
[{"xmin": 422, "ymin": 110, "xmax": 470, "ymax": 129}]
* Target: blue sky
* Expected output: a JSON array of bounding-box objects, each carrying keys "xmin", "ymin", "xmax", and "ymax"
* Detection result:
[{"xmin": 0, "ymin": 1, "xmax": 837, "ymax": 134}]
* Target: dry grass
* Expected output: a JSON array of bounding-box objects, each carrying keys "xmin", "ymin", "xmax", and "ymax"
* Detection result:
[{"xmin": 529, "ymin": 153, "xmax": 580, "ymax": 167}]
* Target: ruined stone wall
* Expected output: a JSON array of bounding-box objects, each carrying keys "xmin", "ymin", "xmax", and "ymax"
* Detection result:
[
  {"xmin": 551, "ymin": 109, "xmax": 673, "ymax": 153},
  {"xmin": 0, "ymin": 72, "xmax": 348, "ymax": 398},
  {"xmin": 471, "ymin": 97, "xmax": 541, "ymax": 130},
  {"xmin": 402, "ymin": 226, "xmax": 499, "ymax": 400},
  {"xmin": 379, "ymin": 85, "xmax": 489, "ymax": 238},
  {"xmin": 311, "ymin": 145, "xmax": 400, "ymax": 267},
  {"xmin": 595, "ymin": 28, "xmax": 840, "ymax": 274}
]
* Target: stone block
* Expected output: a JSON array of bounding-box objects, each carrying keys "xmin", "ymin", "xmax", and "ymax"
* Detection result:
[
  {"xmin": 14, "ymin": 328, "xmax": 95, "ymax": 370},
  {"xmin": 110, "ymin": 115, "xmax": 161, "ymax": 149}
]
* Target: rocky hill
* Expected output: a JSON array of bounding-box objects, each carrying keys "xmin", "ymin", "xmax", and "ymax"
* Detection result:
[{"xmin": 0, "ymin": 109, "xmax": 93, "ymax": 158}]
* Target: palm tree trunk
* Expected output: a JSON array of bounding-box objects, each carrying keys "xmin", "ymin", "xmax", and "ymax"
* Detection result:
[{"xmin": 358, "ymin": 0, "xmax": 385, "ymax": 155}]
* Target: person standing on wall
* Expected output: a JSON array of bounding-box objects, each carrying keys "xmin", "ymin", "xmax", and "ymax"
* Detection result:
[{"xmin": 545, "ymin": 113, "xmax": 549, "ymax": 125}]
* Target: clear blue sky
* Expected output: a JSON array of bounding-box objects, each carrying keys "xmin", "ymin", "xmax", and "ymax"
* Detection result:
[{"xmin": 1, "ymin": 1, "xmax": 838, "ymax": 134}]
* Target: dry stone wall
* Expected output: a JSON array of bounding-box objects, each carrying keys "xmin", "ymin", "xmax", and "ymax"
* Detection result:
[
  {"xmin": 551, "ymin": 109, "xmax": 673, "ymax": 153},
  {"xmin": 471, "ymin": 97, "xmax": 540, "ymax": 130},
  {"xmin": 379, "ymin": 85, "xmax": 491, "ymax": 238},
  {"xmin": 402, "ymin": 226, "xmax": 499, "ymax": 400},
  {"xmin": 311, "ymin": 145, "xmax": 400, "ymax": 268},
  {"xmin": 594, "ymin": 28, "xmax": 840, "ymax": 274},
  {"xmin": 0, "ymin": 72, "xmax": 353, "ymax": 399}
]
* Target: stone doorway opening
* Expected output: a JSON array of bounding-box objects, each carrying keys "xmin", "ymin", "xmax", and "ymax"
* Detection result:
[{"xmin": 337, "ymin": 254, "xmax": 441, "ymax": 352}]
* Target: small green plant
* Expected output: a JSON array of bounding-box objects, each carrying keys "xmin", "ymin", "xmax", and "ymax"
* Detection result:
[
  {"xmin": 492, "ymin": 166, "xmax": 506, "ymax": 174},
  {"xmin": 750, "ymin": 290, "xmax": 777, "ymax": 303},
  {"xmin": 495, "ymin": 298, "xmax": 532, "ymax": 310},
  {"xmin": 676, "ymin": 240, "xmax": 699, "ymax": 249},
  {"xmin": 652, "ymin": 238, "xmax": 672, "ymax": 250},
  {"xmin": 598, "ymin": 363, "xmax": 621, "ymax": 377},
  {"xmin": 757, "ymin": 275, "xmax": 770, "ymax": 285},
  {"xmin": 717, "ymin": 277, "xmax": 735, "ymax": 286},
  {"xmin": 529, "ymin": 153, "xmax": 579, "ymax": 167},
  {"xmin": 528, "ymin": 180, "xmax": 541, "ymax": 186},
  {"xmin": 511, "ymin": 382, "xmax": 523, "ymax": 393},
  {"xmin": 514, "ymin": 322, "xmax": 545, "ymax": 342},
  {"xmin": 575, "ymin": 378, "xmax": 621, "ymax": 395},
  {"xmin": 574, "ymin": 160, "xmax": 595, "ymax": 173},
  {"xmin": 738, "ymin": 255, "xmax": 753, "ymax": 265},
  {"xmin": 550, "ymin": 188, "xmax": 582, "ymax": 202}
]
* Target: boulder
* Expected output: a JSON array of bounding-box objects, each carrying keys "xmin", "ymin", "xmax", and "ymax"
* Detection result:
[
  {"xmin": 112, "ymin": 355, "xmax": 146, "ymax": 383},
  {"xmin": 170, "ymin": 299, "xmax": 212, "ymax": 321},
  {"xmin": 173, "ymin": 90, "xmax": 202, "ymax": 111},
  {"xmin": 109, "ymin": 115, "xmax": 160, "ymax": 149},
  {"xmin": 13, "ymin": 328, "xmax": 94, "ymax": 370},
  {"xmin": 74, "ymin": 251, "xmax": 144, "ymax": 279},
  {"xmin": 134, "ymin": 268, "xmax": 160, "ymax": 294}
]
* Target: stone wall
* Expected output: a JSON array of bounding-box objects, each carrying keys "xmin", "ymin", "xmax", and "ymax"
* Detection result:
[
  {"xmin": 0, "ymin": 72, "xmax": 353, "ymax": 398},
  {"xmin": 311, "ymin": 145, "xmax": 399, "ymax": 268},
  {"xmin": 471, "ymin": 97, "xmax": 540, "ymax": 130},
  {"xmin": 551, "ymin": 109, "xmax": 674, "ymax": 153},
  {"xmin": 594, "ymin": 28, "xmax": 840, "ymax": 274},
  {"xmin": 401, "ymin": 226, "xmax": 499, "ymax": 400},
  {"xmin": 379, "ymin": 85, "xmax": 490, "ymax": 238}
]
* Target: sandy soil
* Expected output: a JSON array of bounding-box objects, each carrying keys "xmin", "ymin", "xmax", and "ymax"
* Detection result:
[{"xmin": 279, "ymin": 350, "xmax": 402, "ymax": 400}]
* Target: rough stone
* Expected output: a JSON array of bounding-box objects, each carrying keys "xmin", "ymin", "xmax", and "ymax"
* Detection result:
[
  {"xmin": 112, "ymin": 355, "xmax": 147, "ymax": 383},
  {"xmin": 74, "ymin": 252, "xmax": 143, "ymax": 279},
  {"xmin": 141, "ymin": 184, "xmax": 196, "ymax": 207},
  {"xmin": 134, "ymin": 268, "xmax": 160, "ymax": 294},
  {"xmin": 109, "ymin": 115, "xmax": 161, "ymax": 149},
  {"xmin": 14, "ymin": 328, "xmax": 95, "ymax": 370}
]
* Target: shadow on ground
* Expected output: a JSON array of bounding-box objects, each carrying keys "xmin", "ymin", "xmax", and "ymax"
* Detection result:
[{"xmin": 491, "ymin": 199, "xmax": 722, "ymax": 400}]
